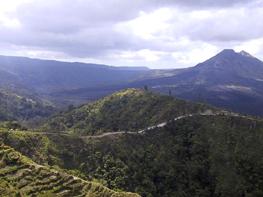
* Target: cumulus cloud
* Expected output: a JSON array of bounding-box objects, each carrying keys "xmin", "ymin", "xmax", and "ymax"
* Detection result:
[{"xmin": 0, "ymin": 0, "xmax": 262, "ymax": 68}]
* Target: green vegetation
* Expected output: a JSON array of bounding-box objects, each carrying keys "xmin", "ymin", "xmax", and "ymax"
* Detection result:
[
  {"xmin": 0, "ymin": 89, "xmax": 55, "ymax": 121},
  {"xmin": 0, "ymin": 121, "xmax": 28, "ymax": 131},
  {"xmin": 0, "ymin": 143, "xmax": 140, "ymax": 197},
  {"xmin": 1, "ymin": 89, "xmax": 263, "ymax": 197},
  {"xmin": 1, "ymin": 50, "xmax": 263, "ymax": 197},
  {"xmin": 43, "ymin": 88, "xmax": 216, "ymax": 134},
  {"xmin": 2, "ymin": 115, "xmax": 263, "ymax": 197}
]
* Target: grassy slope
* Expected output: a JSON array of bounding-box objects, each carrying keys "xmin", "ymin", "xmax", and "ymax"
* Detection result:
[
  {"xmin": 0, "ymin": 143, "xmax": 140, "ymax": 197},
  {"xmin": 1, "ymin": 115, "xmax": 263, "ymax": 197},
  {"xmin": 43, "ymin": 88, "xmax": 217, "ymax": 134}
]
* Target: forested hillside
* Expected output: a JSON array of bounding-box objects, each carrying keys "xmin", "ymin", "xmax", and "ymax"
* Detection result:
[
  {"xmin": 2, "ymin": 115, "xmax": 263, "ymax": 197},
  {"xmin": 0, "ymin": 143, "xmax": 139, "ymax": 197},
  {"xmin": 0, "ymin": 0, "xmax": 262, "ymax": 196},
  {"xmin": 0, "ymin": 89, "xmax": 55, "ymax": 121},
  {"xmin": 43, "ymin": 89, "xmax": 217, "ymax": 134}
]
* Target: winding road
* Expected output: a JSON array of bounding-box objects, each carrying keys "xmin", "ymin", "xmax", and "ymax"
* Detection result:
[
  {"xmin": 6, "ymin": 110, "xmax": 249, "ymax": 139},
  {"xmin": 76, "ymin": 111, "xmax": 242, "ymax": 139}
]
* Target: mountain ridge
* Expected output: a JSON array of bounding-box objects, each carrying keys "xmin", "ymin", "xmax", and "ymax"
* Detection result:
[
  {"xmin": 42, "ymin": 88, "xmax": 218, "ymax": 134},
  {"xmin": 1, "ymin": 49, "xmax": 263, "ymax": 116},
  {"xmin": 124, "ymin": 49, "xmax": 263, "ymax": 115},
  {"xmin": 0, "ymin": 55, "xmax": 151, "ymax": 106}
]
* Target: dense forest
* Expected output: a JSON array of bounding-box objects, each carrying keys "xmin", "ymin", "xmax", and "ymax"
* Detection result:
[
  {"xmin": 1, "ymin": 115, "xmax": 263, "ymax": 197},
  {"xmin": 0, "ymin": 143, "xmax": 139, "ymax": 197},
  {"xmin": 0, "ymin": 89, "xmax": 54, "ymax": 121}
]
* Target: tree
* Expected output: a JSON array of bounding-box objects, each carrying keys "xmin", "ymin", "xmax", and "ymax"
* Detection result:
[
  {"xmin": 169, "ymin": 89, "xmax": 172, "ymax": 96},
  {"xmin": 144, "ymin": 85, "xmax": 148, "ymax": 91}
]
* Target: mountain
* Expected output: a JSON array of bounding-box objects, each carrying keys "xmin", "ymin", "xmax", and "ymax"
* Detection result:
[
  {"xmin": 42, "ymin": 89, "xmax": 218, "ymax": 134},
  {"xmin": 0, "ymin": 55, "xmax": 150, "ymax": 105},
  {"xmin": 129, "ymin": 49, "xmax": 263, "ymax": 116},
  {"xmin": 0, "ymin": 144, "xmax": 139, "ymax": 197},
  {"xmin": 113, "ymin": 66, "xmax": 149, "ymax": 71},
  {"xmin": 2, "ymin": 51, "xmax": 263, "ymax": 197},
  {"xmin": 51, "ymin": 68, "xmax": 186, "ymax": 105},
  {"xmin": 50, "ymin": 49, "xmax": 263, "ymax": 116},
  {"xmin": 2, "ymin": 50, "xmax": 263, "ymax": 116}
]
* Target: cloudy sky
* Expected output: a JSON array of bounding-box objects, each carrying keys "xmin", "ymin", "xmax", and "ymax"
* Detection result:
[{"xmin": 0, "ymin": 0, "xmax": 262, "ymax": 68}]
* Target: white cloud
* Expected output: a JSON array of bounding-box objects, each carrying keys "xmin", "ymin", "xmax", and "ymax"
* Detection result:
[
  {"xmin": 0, "ymin": 0, "xmax": 262, "ymax": 68},
  {"xmin": 119, "ymin": 8, "xmax": 173, "ymax": 40},
  {"xmin": 0, "ymin": 0, "xmax": 30, "ymax": 27},
  {"xmin": 171, "ymin": 43, "xmax": 219, "ymax": 66},
  {"xmin": 234, "ymin": 38, "xmax": 263, "ymax": 57},
  {"xmin": 115, "ymin": 49, "xmax": 167, "ymax": 62}
]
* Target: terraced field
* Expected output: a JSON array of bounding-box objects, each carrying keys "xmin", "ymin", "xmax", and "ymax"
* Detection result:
[{"xmin": 0, "ymin": 144, "xmax": 140, "ymax": 197}]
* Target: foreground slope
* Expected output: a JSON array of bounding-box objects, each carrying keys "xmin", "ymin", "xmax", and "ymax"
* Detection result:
[
  {"xmin": 43, "ymin": 89, "xmax": 217, "ymax": 134},
  {"xmin": 1, "ymin": 114, "xmax": 263, "ymax": 197},
  {"xmin": 0, "ymin": 143, "xmax": 139, "ymax": 197}
]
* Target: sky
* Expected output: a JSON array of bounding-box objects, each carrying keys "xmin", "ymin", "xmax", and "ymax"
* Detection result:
[{"xmin": 0, "ymin": 0, "xmax": 263, "ymax": 69}]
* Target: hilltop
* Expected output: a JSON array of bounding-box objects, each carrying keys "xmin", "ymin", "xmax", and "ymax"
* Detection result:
[{"xmin": 43, "ymin": 88, "xmax": 217, "ymax": 134}]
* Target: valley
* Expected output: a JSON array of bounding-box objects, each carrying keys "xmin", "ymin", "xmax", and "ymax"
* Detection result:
[
  {"xmin": 0, "ymin": 0, "xmax": 262, "ymax": 196},
  {"xmin": 2, "ymin": 49, "xmax": 263, "ymax": 116},
  {"xmin": 1, "ymin": 50, "xmax": 263, "ymax": 197},
  {"xmin": 0, "ymin": 87, "xmax": 263, "ymax": 196}
]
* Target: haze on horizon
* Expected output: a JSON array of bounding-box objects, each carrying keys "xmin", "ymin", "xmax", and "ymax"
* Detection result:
[{"xmin": 0, "ymin": 0, "xmax": 262, "ymax": 69}]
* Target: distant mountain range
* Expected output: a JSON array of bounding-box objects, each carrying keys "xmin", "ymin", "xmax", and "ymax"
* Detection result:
[
  {"xmin": 0, "ymin": 55, "xmax": 150, "ymax": 105},
  {"xmin": 130, "ymin": 49, "xmax": 263, "ymax": 115},
  {"xmin": 48, "ymin": 49, "xmax": 263, "ymax": 115},
  {"xmin": 1, "ymin": 49, "xmax": 263, "ymax": 116}
]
